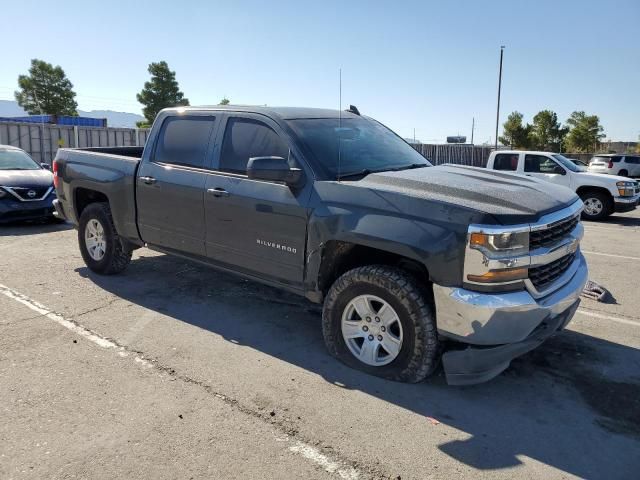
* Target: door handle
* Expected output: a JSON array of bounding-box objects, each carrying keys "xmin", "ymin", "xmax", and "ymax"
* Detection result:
[
  {"xmin": 139, "ymin": 176, "xmax": 157, "ymax": 185},
  {"xmin": 207, "ymin": 188, "xmax": 230, "ymax": 198}
]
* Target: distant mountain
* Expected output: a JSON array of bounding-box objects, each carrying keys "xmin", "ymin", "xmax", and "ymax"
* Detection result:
[{"xmin": 0, "ymin": 100, "xmax": 144, "ymax": 128}]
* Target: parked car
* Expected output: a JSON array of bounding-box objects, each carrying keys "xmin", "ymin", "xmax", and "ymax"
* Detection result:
[
  {"xmin": 487, "ymin": 150, "xmax": 640, "ymax": 220},
  {"xmin": 0, "ymin": 145, "xmax": 59, "ymax": 223},
  {"xmin": 568, "ymin": 158, "xmax": 588, "ymax": 168},
  {"xmin": 588, "ymin": 154, "xmax": 640, "ymax": 178},
  {"xmin": 53, "ymin": 106, "xmax": 588, "ymax": 385}
]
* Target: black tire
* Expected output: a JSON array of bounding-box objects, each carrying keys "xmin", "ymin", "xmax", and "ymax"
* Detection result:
[
  {"xmin": 579, "ymin": 190, "xmax": 613, "ymax": 221},
  {"xmin": 619, "ymin": 169, "xmax": 628, "ymax": 177},
  {"xmin": 322, "ymin": 265, "xmax": 439, "ymax": 383},
  {"xmin": 78, "ymin": 202, "xmax": 132, "ymax": 274}
]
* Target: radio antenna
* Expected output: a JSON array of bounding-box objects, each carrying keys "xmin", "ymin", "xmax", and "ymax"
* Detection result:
[{"xmin": 337, "ymin": 68, "xmax": 342, "ymax": 182}]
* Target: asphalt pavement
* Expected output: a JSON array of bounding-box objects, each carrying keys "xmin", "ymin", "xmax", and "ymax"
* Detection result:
[{"xmin": 1, "ymin": 209, "xmax": 639, "ymax": 479}]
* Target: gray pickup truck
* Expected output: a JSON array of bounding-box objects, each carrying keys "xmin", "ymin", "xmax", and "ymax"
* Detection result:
[{"xmin": 52, "ymin": 106, "xmax": 588, "ymax": 385}]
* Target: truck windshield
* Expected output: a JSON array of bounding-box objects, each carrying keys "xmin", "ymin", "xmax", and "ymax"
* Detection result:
[
  {"xmin": 552, "ymin": 154, "xmax": 582, "ymax": 172},
  {"xmin": 0, "ymin": 149, "xmax": 41, "ymax": 170},
  {"xmin": 286, "ymin": 117, "xmax": 431, "ymax": 180}
]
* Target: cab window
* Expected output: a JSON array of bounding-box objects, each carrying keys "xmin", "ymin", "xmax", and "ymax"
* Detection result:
[
  {"xmin": 493, "ymin": 153, "xmax": 518, "ymax": 171},
  {"xmin": 524, "ymin": 154, "xmax": 563, "ymax": 174},
  {"xmin": 219, "ymin": 118, "xmax": 289, "ymax": 174},
  {"xmin": 154, "ymin": 117, "xmax": 216, "ymax": 168}
]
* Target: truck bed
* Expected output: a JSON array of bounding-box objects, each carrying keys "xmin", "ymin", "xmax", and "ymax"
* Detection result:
[{"xmin": 54, "ymin": 147, "xmax": 143, "ymax": 243}]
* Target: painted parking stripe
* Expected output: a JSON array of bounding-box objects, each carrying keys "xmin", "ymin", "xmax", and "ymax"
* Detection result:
[
  {"xmin": 582, "ymin": 250, "xmax": 640, "ymax": 261},
  {"xmin": 576, "ymin": 308, "xmax": 640, "ymax": 327},
  {"xmin": 0, "ymin": 283, "xmax": 363, "ymax": 479}
]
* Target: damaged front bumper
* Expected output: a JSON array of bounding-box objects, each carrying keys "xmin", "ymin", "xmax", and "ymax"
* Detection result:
[{"xmin": 433, "ymin": 252, "xmax": 588, "ymax": 386}]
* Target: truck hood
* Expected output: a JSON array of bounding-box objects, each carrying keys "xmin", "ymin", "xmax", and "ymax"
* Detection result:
[
  {"xmin": 355, "ymin": 165, "xmax": 578, "ymax": 224},
  {"xmin": 0, "ymin": 169, "xmax": 53, "ymax": 188},
  {"xmin": 574, "ymin": 170, "xmax": 636, "ymax": 185}
]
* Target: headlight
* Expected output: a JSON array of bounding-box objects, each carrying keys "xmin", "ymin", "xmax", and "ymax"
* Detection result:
[
  {"xmin": 464, "ymin": 227, "xmax": 530, "ymax": 292},
  {"xmin": 469, "ymin": 230, "xmax": 529, "ymax": 256},
  {"xmin": 617, "ymin": 181, "xmax": 636, "ymax": 197}
]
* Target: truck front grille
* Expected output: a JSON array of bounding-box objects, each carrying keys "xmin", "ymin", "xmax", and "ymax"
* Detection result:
[
  {"xmin": 530, "ymin": 215, "xmax": 579, "ymax": 249},
  {"xmin": 529, "ymin": 252, "xmax": 576, "ymax": 291}
]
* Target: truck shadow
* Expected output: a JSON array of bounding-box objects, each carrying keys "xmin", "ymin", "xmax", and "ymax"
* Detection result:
[{"xmin": 76, "ymin": 253, "xmax": 640, "ymax": 479}]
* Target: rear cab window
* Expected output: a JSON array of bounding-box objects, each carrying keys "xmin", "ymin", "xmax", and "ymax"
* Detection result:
[
  {"xmin": 219, "ymin": 117, "xmax": 289, "ymax": 175},
  {"xmin": 154, "ymin": 116, "xmax": 216, "ymax": 168},
  {"xmin": 492, "ymin": 153, "xmax": 519, "ymax": 171}
]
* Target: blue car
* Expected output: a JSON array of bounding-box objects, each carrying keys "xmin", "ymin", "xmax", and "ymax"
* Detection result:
[{"xmin": 0, "ymin": 145, "xmax": 58, "ymax": 223}]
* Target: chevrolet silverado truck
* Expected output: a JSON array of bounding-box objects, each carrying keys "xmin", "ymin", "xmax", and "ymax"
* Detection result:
[
  {"xmin": 486, "ymin": 150, "xmax": 640, "ymax": 221},
  {"xmin": 52, "ymin": 106, "xmax": 588, "ymax": 385}
]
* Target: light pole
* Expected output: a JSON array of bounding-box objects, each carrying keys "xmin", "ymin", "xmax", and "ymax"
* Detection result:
[{"xmin": 495, "ymin": 46, "xmax": 505, "ymax": 150}]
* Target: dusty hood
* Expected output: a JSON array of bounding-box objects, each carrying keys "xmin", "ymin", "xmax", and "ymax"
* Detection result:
[
  {"xmin": 0, "ymin": 169, "xmax": 53, "ymax": 188},
  {"xmin": 356, "ymin": 165, "xmax": 578, "ymax": 223}
]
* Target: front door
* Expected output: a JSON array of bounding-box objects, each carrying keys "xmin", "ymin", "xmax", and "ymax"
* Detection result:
[
  {"xmin": 203, "ymin": 115, "xmax": 310, "ymax": 288},
  {"xmin": 136, "ymin": 115, "xmax": 217, "ymax": 256},
  {"xmin": 523, "ymin": 154, "xmax": 570, "ymax": 188}
]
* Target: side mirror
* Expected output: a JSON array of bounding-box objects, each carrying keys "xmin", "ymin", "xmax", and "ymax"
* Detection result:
[
  {"xmin": 247, "ymin": 156, "xmax": 303, "ymax": 186},
  {"xmin": 41, "ymin": 163, "xmax": 51, "ymax": 170}
]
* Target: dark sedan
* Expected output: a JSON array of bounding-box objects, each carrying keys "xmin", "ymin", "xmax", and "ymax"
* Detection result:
[{"xmin": 0, "ymin": 145, "xmax": 58, "ymax": 223}]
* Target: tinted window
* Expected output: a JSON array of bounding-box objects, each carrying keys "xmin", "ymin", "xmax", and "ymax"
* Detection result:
[
  {"xmin": 524, "ymin": 154, "xmax": 564, "ymax": 174},
  {"xmin": 624, "ymin": 156, "xmax": 640, "ymax": 164},
  {"xmin": 612, "ymin": 156, "xmax": 622, "ymax": 163},
  {"xmin": 154, "ymin": 117, "xmax": 215, "ymax": 168},
  {"xmin": 493, "ymin": 153, "xmax": 518, "ymax": 171},
  {"xmin": 219, "ymin": 118, "xmax": 289, "ymax": 174}
]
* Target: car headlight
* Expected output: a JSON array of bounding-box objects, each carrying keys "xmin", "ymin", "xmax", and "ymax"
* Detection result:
[
  {"xmin": 464, "ymin": 227, "xmax": 530, "ymax": 291},
  {"xmin": 617, "ymin": 181, "xmax": 636, "ymax": 197}
]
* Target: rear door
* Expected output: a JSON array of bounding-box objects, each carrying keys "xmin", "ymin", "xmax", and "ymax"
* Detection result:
[
  {"xmin": 623, "ymin": 156, "xmax": 640, "ymax": 177},
  {"xmin": 136, "ymin": 115, "xmax": 217, "ymax": 256},
  {"xmin": 203, "ymin": 113, "xmax": 311, "ymax": 288}
]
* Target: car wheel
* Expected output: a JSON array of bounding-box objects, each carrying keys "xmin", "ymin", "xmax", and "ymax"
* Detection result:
[
  {"xmin": 322, "ymin": 265, "xmax": 439, "ymax": 383},
  {"xmin": 78, "ymin": 202, "xmax": 132, "ymax": 274},
  {"xmin": 580, "ymin": 191, "xmax": 612, "ymax": 221},
  {"xmin": 619, "ymin": 169, "xmax": 628, "ymax": 177}
]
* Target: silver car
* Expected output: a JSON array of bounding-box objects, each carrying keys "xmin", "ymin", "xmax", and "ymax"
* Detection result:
[{"xmin": 588, "ymin": 154, "xmax": 640, "ymax": 178}]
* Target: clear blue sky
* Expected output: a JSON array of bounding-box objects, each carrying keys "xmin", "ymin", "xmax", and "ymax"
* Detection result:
[{"xmin": 1, "ymin": 0, "xmax": 638, "ymax": 142}]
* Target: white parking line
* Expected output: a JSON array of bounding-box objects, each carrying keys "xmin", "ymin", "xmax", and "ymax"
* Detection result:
[
  {"xmin": 0, "ymin": 283, "xmax": 363, "ymax": 479},
  {"xmin": 582, "ymin": 250, "xmax": 640, "ymax": 261},
  {"xmin": 0, "ymin": 283, "xmax": 151, "ymax": 366},
  {"xmin": 576, "ymin": 308, "xmax": 640, "ymax": 327}
]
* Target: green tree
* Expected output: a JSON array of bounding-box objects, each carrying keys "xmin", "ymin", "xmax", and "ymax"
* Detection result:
[
  {"xmin": 219, "ymin": 97, "xmax": 230, "ymax": 105},
  {"xmin": 499, "ymin": 111, "xmax": 532, "ymax": 148},
  {"xmin": 136, "ymin": 61, "xmax": 189, "ymax": 125},
  {"xmin": 564, "ymin": 111, "xmax": 605, "ymax": 152},
  {"xmin": 529, "ymin": 110, "xmax": 568, "ymax": 151},
  {"xmin": 14, "ymin": 59, "xmax": 78, "ymax": 115}
]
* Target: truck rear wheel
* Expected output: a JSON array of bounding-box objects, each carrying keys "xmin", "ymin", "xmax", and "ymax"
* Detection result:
[
  {"xmin": 322, "ymin": 265, "xmax": 439, "ymax": 383},
  {"xmin": 579, "ymin": 191, "xmax": 612, "ymax": 221},
  {"xmin": 78, "ymin": 202, "xmax": 132, "ymax": 275}
]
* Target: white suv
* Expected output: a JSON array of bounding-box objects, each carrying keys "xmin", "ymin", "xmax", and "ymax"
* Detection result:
[
  {"xmin": 588, "ymin": 154, "xmax": 640, "ymax": 178},
  {"xmin": 486, "ymin": 150, "xmax": 640, "ymax": 220}
]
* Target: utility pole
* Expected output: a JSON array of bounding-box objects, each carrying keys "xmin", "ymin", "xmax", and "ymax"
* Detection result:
[
  {"xmin": 471, "ymin": 117, "xmax": 475, "ymax": 145},
  {"xmin": 495, "ymin": 46, "xmax": 505, "ymax": 150}
]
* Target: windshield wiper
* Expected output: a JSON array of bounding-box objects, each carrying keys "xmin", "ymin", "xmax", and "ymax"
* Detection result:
[
  {"xmin": 337, "ymin": 169, "xmax": 374, "ymax": 180},
  {"xmin": 389, "ymin": 163, "xmax": 429, "ymax": 171}
]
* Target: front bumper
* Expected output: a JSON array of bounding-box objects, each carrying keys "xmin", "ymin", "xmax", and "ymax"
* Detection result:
[
  {"xmin": 434, "ymin": 252, "xmax": 588, "ymax": 385},
  {"xmin": 614, "ymin": 193, "xmax": 639, "ymax": 213},
  {"xmin": 0, "ymin": 195, "xmax": 56, "ymax": 223}
]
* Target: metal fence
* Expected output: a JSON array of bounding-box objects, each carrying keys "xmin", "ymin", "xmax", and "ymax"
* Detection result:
[
  {"xmin": 0, "ymin": 121, "xmax": 150, "ymax": 165},
  {"xmin": 413, "ymin": 144, "xmax": 494, "ymax": 167}
]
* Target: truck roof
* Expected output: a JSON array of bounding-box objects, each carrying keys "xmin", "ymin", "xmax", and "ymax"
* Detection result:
[
  {"xmin": 493, "ymin": 150, "xmax": 560, "ymax": 156},
  {"xmin": 159, "ymin": 105, "xmax": 361, "ymax": 121}
]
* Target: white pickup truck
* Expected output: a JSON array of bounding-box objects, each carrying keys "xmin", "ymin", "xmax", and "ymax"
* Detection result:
[{"xmin": 486, "ymin": 150, "xmax": 640, "ymax": 220}]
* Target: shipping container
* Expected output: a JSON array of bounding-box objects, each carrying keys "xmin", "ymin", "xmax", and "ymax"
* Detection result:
[{"xmin": 0, "ymin": 115, "xmax": 107, "ymax": 127}]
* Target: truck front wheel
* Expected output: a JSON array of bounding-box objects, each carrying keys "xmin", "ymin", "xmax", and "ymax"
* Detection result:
[
  {"xmin": 579, "ymin": 190, "xmax": 613, "ymax": 221},
  {"xmin": 322, "ymin": 265, "xmax": 439, "ymax": 383},
  {"xmin": 78, "ymin": 202, "xmax": 132, "ymax": 275}
]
